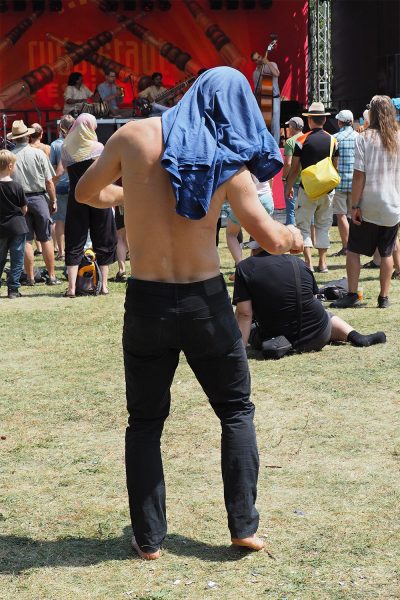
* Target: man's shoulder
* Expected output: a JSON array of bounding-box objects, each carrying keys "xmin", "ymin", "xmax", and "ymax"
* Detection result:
[
  {"xmin": 50, "ymin": 138, "xmax": 63, "ymax": 150},
  {"xmin": 14, "ymin": 144, "xmax": 40, "ymax": 158}
]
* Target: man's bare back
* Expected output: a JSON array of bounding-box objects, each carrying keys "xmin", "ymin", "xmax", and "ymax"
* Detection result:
[
  {"xmin": 75, "ymin": 66, "xmax": 304, "ymax": 559},
  {"xmin": 76, "ymin": 118, "xmax": 302, "ymax": 282}
]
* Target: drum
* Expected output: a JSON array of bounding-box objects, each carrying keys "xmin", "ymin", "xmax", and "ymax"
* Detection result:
[
  {"xmin": 80, "ymin": 101, "xmax": 109, "ymax": 119},
  {"xmin": 133, "ymin": 97, "xmax": 152, "ymax": 118}
]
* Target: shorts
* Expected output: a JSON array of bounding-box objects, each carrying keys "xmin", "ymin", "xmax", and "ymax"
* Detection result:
[
  {"xmin": 52, "ymin": 193, "xmax": 68, "ymax": 222},
  {"xmin": 347, "ymin": 220, "xmax": 399, "ymax": 257},
  {"xmin": 228, "ymin": 193, "xmax": 274, "ymax": 225},
  {"xmin": 333, "ymin": 190, "xmax": 351, "ymax": 216},
  {"xmin": 114, "ymin": 205, "xmax": 125, "ymax": 230},
  {"xmin": 25, "ymin": 193, "xmax": 52, "ymax": 242},
  {"xmin": 296, "ymin": 311, "xmax": 333, "ymax": 353}
]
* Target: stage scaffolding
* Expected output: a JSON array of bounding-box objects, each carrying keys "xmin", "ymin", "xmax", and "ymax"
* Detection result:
[{"xmin": 308, "ymin": 0, "xmax": 332, "ymax": 105}]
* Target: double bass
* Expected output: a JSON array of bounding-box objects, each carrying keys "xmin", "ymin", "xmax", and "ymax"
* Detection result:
[{"xmin": 253, "ymin": 37, "xmax": 278, "ymax": 129}]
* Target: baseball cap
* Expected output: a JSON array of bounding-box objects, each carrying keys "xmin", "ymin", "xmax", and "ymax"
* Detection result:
[
  {"xmin": 335, "ymin": 109, "xmax": 353, "ymax": 123},
  {"xmin": 285, "ymin": 116, "xmax": 304, "ymax": 129}
]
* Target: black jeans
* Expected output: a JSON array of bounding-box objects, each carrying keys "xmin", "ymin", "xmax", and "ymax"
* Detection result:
[{"xmin": 123, "ymin": 275, "xmax": 259, "ymax": 552}]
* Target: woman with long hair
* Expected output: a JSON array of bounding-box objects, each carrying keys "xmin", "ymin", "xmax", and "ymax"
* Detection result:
[
  {"xmin": 61, "ymin": 113, "xmax": 116, "ymax": 297},
  {"xmin": 331, "ymin": 95, "xmax": 400, "ymax": 309}
]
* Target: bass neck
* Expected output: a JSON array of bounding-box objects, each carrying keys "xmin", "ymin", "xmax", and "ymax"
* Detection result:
[{"xmin": 154, "ymin": 76, "xmax": 196, "ymax": 105}]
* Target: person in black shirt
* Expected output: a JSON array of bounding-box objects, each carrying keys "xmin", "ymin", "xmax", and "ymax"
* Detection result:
[
  {"xmin": 233, "ymin": 244, "xmax": 386, "ymax": 355},
  {"xmin": 285, "ymin": 102, "xmax": 339, "ymax": 273},
  {"xmin": 0, "ymin": 150, "xmax": 28, "ymax": 299}
]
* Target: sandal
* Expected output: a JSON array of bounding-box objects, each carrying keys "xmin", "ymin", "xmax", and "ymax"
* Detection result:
[
  {"xmin": 331, "ymin": 248, "xmax": 347, "ymax": 257},
  {"xmin": 392, "ymin": 270, "xmax": 400, "ymax": 280},
  {"xmin": 115, "ymin": 271, "xmax": 127, "ymax": 282},
  {"xmin": 63, "ymin": 290, "xmax": 76, "ymax": 298},
  {"xmin": 315, "ymin": 266, "xmax": 329, "ymax": 273}
]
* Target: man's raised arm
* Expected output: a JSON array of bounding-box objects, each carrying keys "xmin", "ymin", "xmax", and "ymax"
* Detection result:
[
  {"xmin": 75, "ymin": 130, "xmax": 124, "ymax": 209},
  {"xmin": 226, "ymin": 167, "xmax": 303, "ymax": 254}
]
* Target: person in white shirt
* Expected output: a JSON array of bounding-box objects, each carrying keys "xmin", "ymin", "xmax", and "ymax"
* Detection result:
[{"xmin": 331, "ymin": 95, "xmax": 400, "ymax": 309}]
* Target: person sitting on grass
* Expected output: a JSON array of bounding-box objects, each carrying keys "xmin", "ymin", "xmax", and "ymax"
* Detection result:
[
  {"xmin": 233, "ymin": 242, "xmax": 386, "ymax": 355},
  {"xmin": 0, "ymin": 150, "xmax": 28, "ymax": 299}
]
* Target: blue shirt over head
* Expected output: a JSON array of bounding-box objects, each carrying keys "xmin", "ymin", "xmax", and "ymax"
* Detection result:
[{"xmin": 161, "ymin": 66, "xmax": 283, "ymax": 220}]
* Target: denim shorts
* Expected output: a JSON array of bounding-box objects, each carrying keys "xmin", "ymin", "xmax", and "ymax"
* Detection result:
[
  {"xmin": 52, "ymin": 193, "xmax": 68, "ymax": 222},
  {"xmin": 227, "ymin": 192, "xmax": 274, "ymax": 225}
]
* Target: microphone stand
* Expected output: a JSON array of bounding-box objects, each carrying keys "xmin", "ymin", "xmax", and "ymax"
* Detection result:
[
  {"xmin": 127, "ymin": 74, "xmax": 135, "ymax": 104},
  {"xmin": 1, "ymin": 112, "xmax": 17, "ymax": 149},
  {"xmin": 22, "ymin": 84, "xmax": 42, "ymax": 124}
]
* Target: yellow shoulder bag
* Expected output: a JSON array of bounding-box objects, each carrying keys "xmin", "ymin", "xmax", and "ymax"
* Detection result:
[{"xmin": 301, "ymin": 135, "xmax": 341, "ymax": 201}]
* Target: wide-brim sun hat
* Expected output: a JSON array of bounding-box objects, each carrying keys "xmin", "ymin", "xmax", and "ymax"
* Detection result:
[
  {"xmin": 7, "ymin": 120, "xmax": 36, "ymax": 140},
  {"xmin": 302, "ymin": 101, "xmax": 331, "ymax": 117}
]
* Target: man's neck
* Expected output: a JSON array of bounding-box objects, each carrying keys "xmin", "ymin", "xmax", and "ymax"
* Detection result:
[{"xmin": 0, "ymin": 174, "xmax": 12, "ymax": 181}]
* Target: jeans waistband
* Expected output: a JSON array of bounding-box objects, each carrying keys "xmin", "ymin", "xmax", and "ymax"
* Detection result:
[
  {"xmin": 26, "ymin": 191, "xmax": 46, "ymax": 197},
  {"xmin": 125, "ymin": 274, "xmax": 230, "ymax": 316}
]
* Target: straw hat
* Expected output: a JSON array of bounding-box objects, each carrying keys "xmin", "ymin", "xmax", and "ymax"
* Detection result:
[
  {"xmin": 7, "ymin": 120, "xmax": 35, "ymax": 140},
  {"xmin": 302, "ymin": 102, "xmax": 331, "ymax": 117}
]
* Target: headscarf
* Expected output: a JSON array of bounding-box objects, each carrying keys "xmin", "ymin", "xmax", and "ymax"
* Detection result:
[
  {"xmin": 161, "ymin": 66, "xmax": 283, "ymax": 220},
  {"xmin": 61, "ymin": 113, "xmax": 104, "ymax": 168}
]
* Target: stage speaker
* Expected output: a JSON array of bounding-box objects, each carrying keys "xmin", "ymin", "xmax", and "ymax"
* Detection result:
[{"xmin": 96, "ymin": 123, "xmax": 115, "ymax": 145}]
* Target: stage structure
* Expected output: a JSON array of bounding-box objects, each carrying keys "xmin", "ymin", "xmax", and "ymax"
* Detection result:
[
  {"xmin": 308, "ymin": 0, "xmax": 332, "ymax": 106},
  {"xmin": 0, "ymin": 1, "xmax": 308, "ymax": 125}
]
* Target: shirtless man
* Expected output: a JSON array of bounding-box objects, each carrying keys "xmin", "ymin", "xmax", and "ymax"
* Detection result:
[{"xmin": 75, "ymin": 67, "xmax": 303, "ymax": 560}]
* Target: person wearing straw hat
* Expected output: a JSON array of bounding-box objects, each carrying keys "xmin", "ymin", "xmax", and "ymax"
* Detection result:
[
  {"xmin": 8, "ymin": 120, "xmax": 61, "ymax": 286},
  {"xmin": 285, "ymin": 102, "xmax": 339, "ymax": 273}
]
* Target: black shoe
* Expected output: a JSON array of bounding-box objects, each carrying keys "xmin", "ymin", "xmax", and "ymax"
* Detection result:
[
  {"xmin": 330, "ymin": 292, "xmax": 361, "ymax": 308},
  {"xmin": 8, "ymin": 288, "xmax": 22, "ymax": 299},
  {"xmin": 46, "ymin": 277, "xmax": 61, "ymax": 286},
  {"xmin": 21, "ymin": 278, "xmax": 35, "ymax": 286},
  {"xmin": 362, "ymin": 260, "xmax": 380, "ymax": 269},
  {"xmin": 33, "ymin": 249, "xmax": 42, "ymax": 257},
  {"xmin": 377, "ymin": 295, "xmax": 390, "ymax": 308}
]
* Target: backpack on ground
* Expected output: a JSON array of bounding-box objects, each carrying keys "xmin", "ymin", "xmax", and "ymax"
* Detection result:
[
  {"xmin": 317, "ymin": 277, "xmax": 348, "ymax": 301},
  {"xmin": 301, "ymin": 134, "xmax": 341, "ymax": 200},
  {"xmin": 18, "ymin": 267, "xmax": 48, "ymax": 283},
  {"xmin": 75, "ymin": 248, "xmax": 102, "ymax": 296}
]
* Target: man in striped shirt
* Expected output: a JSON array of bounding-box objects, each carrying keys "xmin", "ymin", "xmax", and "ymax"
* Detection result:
[{"xmin": 332, "ymin": 110, "xmax": 359, "ymax": 256}]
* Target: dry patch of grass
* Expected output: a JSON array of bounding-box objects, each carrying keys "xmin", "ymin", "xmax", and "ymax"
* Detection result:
[{"xmin": 1, "ymin": 236, "xmax": 400, "ymax": 600}]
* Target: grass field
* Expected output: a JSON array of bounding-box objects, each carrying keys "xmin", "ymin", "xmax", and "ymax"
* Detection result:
[{"xmin": 1, "ymin": 232, "xmax": 399, "ymax": 600}]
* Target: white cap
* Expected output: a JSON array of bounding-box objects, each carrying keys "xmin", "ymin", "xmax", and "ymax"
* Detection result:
[{"xmin": 336, "ymin": 109, "xmax": 354, "ymax": 123}]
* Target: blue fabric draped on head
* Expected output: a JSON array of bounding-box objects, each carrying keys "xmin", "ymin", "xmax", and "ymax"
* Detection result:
[{"xmin": 161, "ymin": 66, "xmax": 283, "ymax": 220}]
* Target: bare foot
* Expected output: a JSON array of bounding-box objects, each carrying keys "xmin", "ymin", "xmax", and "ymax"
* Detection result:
[
  {"xmin": 131, "ymin": 535, "xmax": 161, "ymax": 560},
  {"xmin": 231, "ymin": 534, "xmax": 265, "ymax": 551}
]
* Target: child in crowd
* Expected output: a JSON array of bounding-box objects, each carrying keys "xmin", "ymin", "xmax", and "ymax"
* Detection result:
[{"xmin": 0, "ymin": 149, "xmax": 28, "ymax": 299}]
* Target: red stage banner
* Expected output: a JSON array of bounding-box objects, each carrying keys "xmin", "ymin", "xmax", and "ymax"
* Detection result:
[{"xmin": 0, "ymin": 1, "xmax": 308, "ymax": 113}]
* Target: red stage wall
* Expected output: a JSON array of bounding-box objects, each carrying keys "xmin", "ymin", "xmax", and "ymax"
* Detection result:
[{"xmin": 0, "ymin": 1, "xmax": 308, "ymax": 112}]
